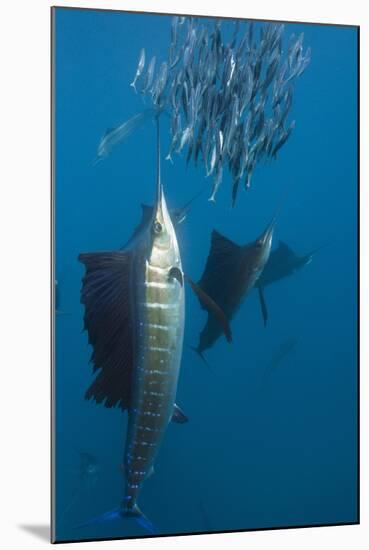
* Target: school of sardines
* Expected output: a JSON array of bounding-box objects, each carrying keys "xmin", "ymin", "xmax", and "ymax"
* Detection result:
[{"xmin": 131, "ymin": 16, "xmax": 311, "ymax": 205}]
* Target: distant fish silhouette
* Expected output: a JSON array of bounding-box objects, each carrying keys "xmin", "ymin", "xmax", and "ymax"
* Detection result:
[
  {"xmin": 77, "ymin": 452, "xmax": 99, "ymax": 486},
  {"xmin": 55, "ymin": 279, "xmax": 60, "ymax": 313},
  {"xmin": 55, "ymin": 279, "xmax": 69, "ymax": 316},
  {"xmin": 58, "ymin": 451, "xmax": 100, "ymax": 526},
  {"xmin": 198, "ymin": 499, "xmax": 213, "ymax": 532},
  {"xmin": 261, "ymin": 336, "xmax": 299, "ymax": 389},
  {"xmin": 256, "ymin": 241, "xmax": 324, "ymax": 326},
  {"xmin": 55, "ymin": 279, "xmax": 64, "ymax": 315}
]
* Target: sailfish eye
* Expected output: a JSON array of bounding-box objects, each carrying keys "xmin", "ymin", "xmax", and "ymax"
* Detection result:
[{"xmin": 153, "ymin": 220, "xmax": 162, "ymax": 234}]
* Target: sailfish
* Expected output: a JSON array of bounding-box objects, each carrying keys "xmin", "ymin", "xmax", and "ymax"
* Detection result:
[
  {"xmin": 78, "ymin": 119, "xmax": 230, "ymax": 533},
  {"xmin": 258, "ymin": 241, "xmax": 317, "ymax": 288},
  {"xmin": 192, "ymin": 217, "xmax": 276, "ymax": 361},
  {"xmin": 255, "ymin": 240, "xmax": 324, "ymax": 326}
]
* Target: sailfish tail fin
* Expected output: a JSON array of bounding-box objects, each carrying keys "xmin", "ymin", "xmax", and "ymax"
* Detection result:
[
  {"xmin": 73, "ymin": 507, "xmax": 122, "ymax": 529},
  {"xmin": 125, "ymin": 505, "xmax": 158, "ymax": 534},
  {"xmin": 74, "ymin": 505, "xmax": 157, "ymax": 535}
]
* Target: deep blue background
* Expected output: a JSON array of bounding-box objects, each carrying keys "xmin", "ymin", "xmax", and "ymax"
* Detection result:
[{"xmin": 53, "ymin": 7, "xmax": 358, "ymax": 542}]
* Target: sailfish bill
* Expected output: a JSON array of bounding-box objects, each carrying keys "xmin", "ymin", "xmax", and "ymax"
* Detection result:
[{"xmin": 78, "ymin": 118, "xmax": 230, "ymax": 533}]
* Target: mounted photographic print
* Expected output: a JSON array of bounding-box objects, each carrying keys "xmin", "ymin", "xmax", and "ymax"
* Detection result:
[{"xmin": 51, "ymin": 6, "xmax": 359, "ymax": 543}]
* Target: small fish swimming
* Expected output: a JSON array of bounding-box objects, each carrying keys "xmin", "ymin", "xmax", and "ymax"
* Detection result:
[
  {"xmin": 94, "ymin": 109, "xmax": 156, "ymax": 164},
  {"xmin": 140, "ymin": 56, "xmax": 156, "ymax": 95},
  {"xmin": 192, "ymin": 216, "xmax": 276, "ymax": 361},
  {"xmin": 125, "ymin": 17, "xmax": 311, "ymax": 204},
  {"xmin": 151, "ymin": 61, "xmax": 169, "ymax": 107},
  {"xmin": 271, "ymin": 120, "xmax": 295, "ymax": 159},
  {"xmin": 170, "ymin": 17, "xmax": 179, "ymax": 60},
  {"xmin": 261, "ymin": 55, "xmax": 280, "ymax": 94},
  {"xmin": 130, "ymin": 48, "xmax": 145, "ymax": 92}
]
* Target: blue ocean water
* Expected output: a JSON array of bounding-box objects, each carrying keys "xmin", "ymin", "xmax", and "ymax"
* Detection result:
[{"xmin": 53, "ymin": 7, "xmax": 358, "ymax": 542}]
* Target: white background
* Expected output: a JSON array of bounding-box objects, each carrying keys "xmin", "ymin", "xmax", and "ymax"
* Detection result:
[{"xmin": 0, "ymin": 0, "xmax": 366, "ymax": 548}]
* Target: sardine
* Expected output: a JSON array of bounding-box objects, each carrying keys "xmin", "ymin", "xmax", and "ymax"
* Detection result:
[
  {"xmin": 141, "ymin": 56, "xmax": 156, "ymax": 95},
  {"xmin": 130, "ymin": 48, "xmax": 145, "ymax": 93},
  {"xmin": 94, "ymin": 109, "xmax": 156, "ymax": 164},
  {"xmin": 272, "ymin": 120, "xmax": 295, "ymax": 158}
]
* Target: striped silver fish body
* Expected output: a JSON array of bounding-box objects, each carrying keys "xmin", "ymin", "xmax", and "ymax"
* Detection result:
[{"xmin": 123, "ymin": 191, "xmax": 184, "ymax": 511}]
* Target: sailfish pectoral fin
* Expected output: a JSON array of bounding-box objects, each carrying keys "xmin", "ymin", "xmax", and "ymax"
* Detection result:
[
  {"xmin": 127, "ymin": 506, "xmax": 158, "ymax": 534},
  {"xmin": 78, "ymin": 250, "xmax": 134, "ymax": 411},
  {"xmin": 171, "ymin": 403, "xmax": 188, "ymax": 423},
  {"xmin": 257, "ymin": 284, "xmax": 268, "ymax": 327},
  {"xmin": 184, "ymin": 275, "xmax": 232, "ymax": 343},
  {"xmin": 168, "ymin": 266, "xmax": 184, "ymax": 286}
]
